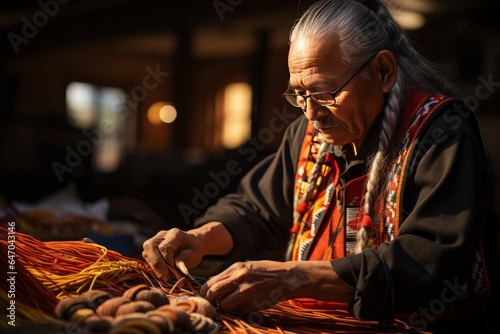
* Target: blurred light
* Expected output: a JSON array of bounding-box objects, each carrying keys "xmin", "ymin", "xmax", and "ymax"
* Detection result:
[
  {"xmin": 100, "ymin": 87, "xmax": 126, "ymax": 114},
  {"xmin": 222, "ymin": 83, "xmax": 252, "ymax": 149},
  {"xmin": 66, "ymin": 82, "xmax": 97, "ymax": 129},
  {"xmin": 95, "ymin": 141, "xmax": 121, "ymax": 172},
  {"xmin": 159, "ymin": 104, "xmax": 177, "ymax": 123},
  {"xmin": 148, "ymin": 101, "xmax": 177, "ymax": 125},
  {"xmin": 66, "ymin": 82, "xmax": 127, "ymax": 172},
  {"xmin": 147, "ymin": 102, "xmax": 164, "ymax": 125},
  {"xmin": 392, "ymin": 9, "xmax": 426, "ymax": 30}
]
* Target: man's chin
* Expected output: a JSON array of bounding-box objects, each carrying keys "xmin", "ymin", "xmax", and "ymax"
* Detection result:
[{"xmin": 318, "ymin": 132, "xmax": 336, "ymax": 145}]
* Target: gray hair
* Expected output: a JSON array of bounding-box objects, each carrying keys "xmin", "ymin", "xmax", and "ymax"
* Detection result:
[{"xmin": 289, "ymin": 0, "xmax": 458, "ymax": 253}]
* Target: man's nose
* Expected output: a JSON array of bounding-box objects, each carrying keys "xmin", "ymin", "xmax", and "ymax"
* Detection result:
[{"xmin": 303, "ymin": 100, "xmax": 328, "ymax": 121}]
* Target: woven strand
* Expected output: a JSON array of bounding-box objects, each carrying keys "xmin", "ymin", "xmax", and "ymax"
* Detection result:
[{"xmin": 1, "ymin": 226, "xmax": 424, "ymax": 333}]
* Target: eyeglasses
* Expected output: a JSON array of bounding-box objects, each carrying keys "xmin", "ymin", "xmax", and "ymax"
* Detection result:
[{"xmin": 282, "ymin": 55, "xmax": 375, "ymax": 110}]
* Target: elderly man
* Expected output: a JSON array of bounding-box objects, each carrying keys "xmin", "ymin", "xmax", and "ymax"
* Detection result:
[{"xmin": 143, "ymin": 0, "xmax": 498, "ymax": 331}]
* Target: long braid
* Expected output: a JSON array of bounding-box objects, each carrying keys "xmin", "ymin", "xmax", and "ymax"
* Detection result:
[
  {"xmin": 356, "ymin": 0, "xmax": 407, "ymax": 252},
  {"xmin": 356, "ymin": 79, "xmax": 403, "ymax": 252}
]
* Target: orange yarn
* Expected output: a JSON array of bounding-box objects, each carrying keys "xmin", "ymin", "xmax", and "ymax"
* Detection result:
[{"xmin": 1, "ymin": 226, "xmax": 423, "ymax": 334}]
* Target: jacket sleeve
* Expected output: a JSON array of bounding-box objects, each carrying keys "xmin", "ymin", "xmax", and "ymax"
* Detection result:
[
  {"xmin": 194, "ymin": 116, "xmax": 307, "ymax": 262},
  {"xmin": 331, "ymin": 101, "xmax": 496, "ymax": 320}
]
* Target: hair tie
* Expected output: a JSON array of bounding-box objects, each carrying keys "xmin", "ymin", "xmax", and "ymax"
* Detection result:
[{"xmin": 361, "ymin": 215, "xmax": 374, "ymax": 229}]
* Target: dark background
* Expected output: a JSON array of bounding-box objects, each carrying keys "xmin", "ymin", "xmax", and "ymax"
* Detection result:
[{"xmin": 0, "ymin": 0, "xmax": 499, "ymax": 234}]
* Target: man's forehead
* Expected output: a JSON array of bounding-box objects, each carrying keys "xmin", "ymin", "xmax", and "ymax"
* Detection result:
[
  {"xmin": 288, "ymin": 36, "xmax": 345, "ymax": 89},
  {"xmin": 288, "ymin": 37, "xmax": 345, "ymax": 81},
  {"xmin": 289, "ymin": 39, "xmax": 325, "ymax": 64}
]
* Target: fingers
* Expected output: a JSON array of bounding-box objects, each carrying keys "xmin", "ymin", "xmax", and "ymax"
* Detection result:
[
  {"xmin": 215, "ymin": 282, "xmax": 244, "ymax": 312},
  {"xmin": 142, "ymin": 229, "xmax": 185, "ymax": 282},
  {"xmin": 199, "ymin": 273, "xmax": 233, "ymax": 302},
  {"xmin": 201, "ymin": 277, "xmax": 241, "ymax": 312},
  {"xmin": 142, "ymin": 234, "xmax": 170, "ymax": 281},
  {"xmin": 199, "ymin": 261, "xmax": 291, "ymax": 312},
  {"xmin": 199, "ymin": 262, "xmax": 253, "ymax": 312},
  {"xmin": 174, "ymin": 247, "xmax": 201, "ymax": 269}
]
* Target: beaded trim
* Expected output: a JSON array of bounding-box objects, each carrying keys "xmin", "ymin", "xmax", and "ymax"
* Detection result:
[{"xmin": 383, "ymin": 94, "xmax": 449, "ymax": 242}]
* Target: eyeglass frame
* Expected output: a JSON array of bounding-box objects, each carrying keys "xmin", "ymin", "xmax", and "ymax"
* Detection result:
[{"xmin": 282, "ymin": 55, "xmax": 376, "ymax": 110}]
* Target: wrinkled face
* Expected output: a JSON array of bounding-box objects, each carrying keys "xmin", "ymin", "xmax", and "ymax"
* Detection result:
[{"xmin": 288, "ymin": 36, "xmax": 386, "ymax": 147}]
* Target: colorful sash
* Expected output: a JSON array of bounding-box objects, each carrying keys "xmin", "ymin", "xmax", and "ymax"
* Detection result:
[
  {"xmin": 290, "ymin": 124, "xmax": 370, "ymax": 261},
  {"xmin": 383, "ymin": 94, "xmax": 490, "ymax": 320},
  {"xmin": 382, "ymin": 94, "xmax": 450, "ymax": 242}
]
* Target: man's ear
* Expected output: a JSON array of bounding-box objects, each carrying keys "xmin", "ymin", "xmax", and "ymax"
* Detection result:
[{"xmin": 373, "ymin": 50, "xmax": 397, "ymax": 93}]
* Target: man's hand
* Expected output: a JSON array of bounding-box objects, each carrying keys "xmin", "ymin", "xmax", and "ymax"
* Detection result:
[
  {"xmin": 142, "ymin": 228, "xmax": 204, "ymax": 282},
  {"xmin": 142, "ymin": 222, "xmax": 234, "ymax": 282},
  {"xmin": 200, "ymin": 260, "xmax": 354, "ymax": 312},
  {"xmin": 200, "ymin": 260, "xmax": 298, "ymax": 312}
]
